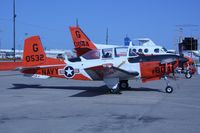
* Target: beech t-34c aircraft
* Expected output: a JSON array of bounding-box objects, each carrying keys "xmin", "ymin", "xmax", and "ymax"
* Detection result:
[
  {"xmin": 69, "ymin": 26, "xmax": 196, "ymax": 79},
  {"xmin": 0, "ymin": 36, "xmax": 188, "ymax": 94}
]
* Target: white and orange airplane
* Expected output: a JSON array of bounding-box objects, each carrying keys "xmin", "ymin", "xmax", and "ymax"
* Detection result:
[
  {"xmin": 69, "ymin": 26, "xmax": 196, "ymax": 79},
  {"xmin": 0, "ymin": 35, "xmax": 188, "ymax": 94}
]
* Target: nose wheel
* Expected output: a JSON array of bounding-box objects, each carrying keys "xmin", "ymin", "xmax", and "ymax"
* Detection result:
[
  {"xmin": 165, "ymin": 86, "xmax": 173, "ymax": 93},
  {"xmin": 185, "ymin": 71, "xmax": 192, "ymax": 79},
  {"xmin": 164, "ymin": 76, "xmax": 174, "ymax": 93}
]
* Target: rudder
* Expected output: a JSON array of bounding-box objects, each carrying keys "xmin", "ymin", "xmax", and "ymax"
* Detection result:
[
  {"xmin": 22, "ymin": 36, "xmax": 46, "ymax": 67},
  {"xmin": 69, "ymin": 26, "xmax": 97, "ymax": 56}
]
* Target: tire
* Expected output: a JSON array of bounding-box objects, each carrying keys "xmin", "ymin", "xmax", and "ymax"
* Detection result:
[
  {"xmin": 119, "ymin": 80, "xmax": 129, "ymax": 90},
  {"xmin": 165, "ymin": 86, "xmax": 173, "ymax": 93},
  {"xmin": 185, "ymin": 71, "xmax": 192, "ymax": 79},
  {"xmin": 110, "ymin": 88, "xmax": 120, "ymax": 94}
]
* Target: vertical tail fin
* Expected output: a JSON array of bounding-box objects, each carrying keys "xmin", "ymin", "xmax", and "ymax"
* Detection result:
[
  {"xmin": 22, "ymin": 36, "xmax": 46, "ymax": 67},
  {"xmin": 69, "ymin": 26, "xmax": 97, "ymax": 56}
]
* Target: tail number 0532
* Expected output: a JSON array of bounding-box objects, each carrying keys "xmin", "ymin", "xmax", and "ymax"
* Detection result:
[{"xmin": 25, "ymin": 54, "xmax": 44, "ymax": 62}]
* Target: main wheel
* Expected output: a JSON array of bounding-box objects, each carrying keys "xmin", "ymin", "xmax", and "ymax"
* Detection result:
[
  {"xmin": 119, "ymin": 80, "xmax": 129, "ymax": 90},
  {"xmin": 165, "ymin": 86, "xmax": 173, "ymax": 93},
  {"xmin": 110, "ymin": 88, "xmax": 121, "ymax": 94},
  {"xmin": 185, "ymin": 71, "xmax": 192, "ymax": 79}
]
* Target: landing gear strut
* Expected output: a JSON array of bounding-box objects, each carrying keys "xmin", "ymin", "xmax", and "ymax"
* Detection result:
[{"xmin": 164, "ymin": 76, "xmax": 173, "ymax": 93}]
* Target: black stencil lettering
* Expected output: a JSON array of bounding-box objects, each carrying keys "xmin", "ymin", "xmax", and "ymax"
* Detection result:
[
  {"xmin": 33, "ymin": 44, "xmax": 39, "ymax": 52},
  {"xmin": 75, "ymin": 31, "xmax": 81, "ymax": 38}
]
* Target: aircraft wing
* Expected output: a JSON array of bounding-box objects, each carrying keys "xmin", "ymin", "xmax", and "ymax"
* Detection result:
[
  {"xmin": 111, "ymin": 67, "xmax": 139, "ymax": 77},
  {"xmin": 85, "ymin": 64, "xmax": 139, "ymax": 80}
]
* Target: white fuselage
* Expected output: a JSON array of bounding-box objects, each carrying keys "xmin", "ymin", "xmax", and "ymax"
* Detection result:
[
  {"xmin": 94, "ymin": 43, "xmax": 170, "ymax": 55},
  {"xmin": 65, "ymin": 47, "xmax": 141, "ymax": 81}
]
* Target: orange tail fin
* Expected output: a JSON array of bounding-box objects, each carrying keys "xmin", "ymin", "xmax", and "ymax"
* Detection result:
[
  {"xmin": 69, "ymin": 26, "xmax": 97, "ymax": 56},
  {"xmin": 22, "ymin": 36, "xmax": 46, "ymax": 67}
]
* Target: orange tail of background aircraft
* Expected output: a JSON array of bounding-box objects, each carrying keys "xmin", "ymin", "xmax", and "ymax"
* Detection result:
[
  {"xmin": 69, "ymin": 26, "xmax": 97, "ymax": 56},
  {"xmin": 0, "ymin": 36, "xmax": 65, "ymax": 71}
]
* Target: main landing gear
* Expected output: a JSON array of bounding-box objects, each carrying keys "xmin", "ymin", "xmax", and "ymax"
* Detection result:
[
  {"xmin": 119, "ymin": 80, "xmax": 129, "ymax": 90},
  {"xmin": 109, "ymin": 80, "xmax": 129, "ymax": 94},
  {"xmin": 164, "ymin": 76, "xmax": 173, "ymax": 93}
]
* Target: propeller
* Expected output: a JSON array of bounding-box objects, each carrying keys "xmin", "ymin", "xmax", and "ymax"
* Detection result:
[
  {"xmin": 179, "ymin": 56, "xmax": 189, "ymax": 70},
  {"xmin": 172, "ymin": 63, "xmax": 176, "ymax": 80}
]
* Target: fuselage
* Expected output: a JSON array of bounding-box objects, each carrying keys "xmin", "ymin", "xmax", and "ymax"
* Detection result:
[{"xmin": 21, "ymin": 47, "xmax": 187, "ymax": 83}]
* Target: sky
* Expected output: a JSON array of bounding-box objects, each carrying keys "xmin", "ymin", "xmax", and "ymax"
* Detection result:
[{"xmin": 0, "ymin": 0, "xmax": 200, "ymax": 50}]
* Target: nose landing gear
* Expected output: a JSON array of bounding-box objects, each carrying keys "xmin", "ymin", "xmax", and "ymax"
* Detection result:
[
  {"xmin": 164, "ymin": 76, "xmax": 173, "ymax": 93},
  {"xmin": 185, "ymin": 70, "xmax": 192, "ymax": 79},
  {"xmin": 165, "ymin": 86, "xmax": 173, "ymax": 93}
]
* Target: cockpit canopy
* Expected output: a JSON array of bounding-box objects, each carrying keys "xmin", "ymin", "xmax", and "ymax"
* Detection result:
[
  {"xmin": 82, "ymin": 49, "xmax": 100, "ymax": 60},
  {"xmin": 81, "ymin": 47, "xmax": 138, "ymax": 60}
]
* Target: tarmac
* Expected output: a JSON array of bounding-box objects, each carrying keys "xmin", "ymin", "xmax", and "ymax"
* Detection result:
[{"xmin": 0, "ymin": 71, "xmax": 200, "ymax": 133}]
